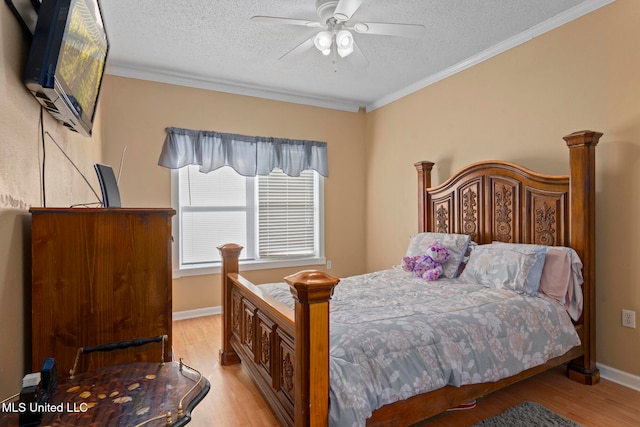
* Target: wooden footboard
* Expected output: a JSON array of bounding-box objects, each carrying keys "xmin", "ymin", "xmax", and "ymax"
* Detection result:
[
  {"xmin": 218, "ymin": 130, "xmax": 602, "ymax": 426},
  {"xmin": 218, "ymin": 243, "xmax": 339, "ymax": 426}
]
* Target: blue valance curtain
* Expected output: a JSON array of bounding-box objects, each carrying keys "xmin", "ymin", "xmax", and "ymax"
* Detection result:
[{"xmin": 158, "ymin": 127, "xmax": 329, "ymax": 177}]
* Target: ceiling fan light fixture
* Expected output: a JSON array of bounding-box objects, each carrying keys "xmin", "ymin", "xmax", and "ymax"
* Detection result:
[
  {"xmin": 336, "ymin": 29, "xmax": 354, "ymax": 57},
  {"xmin": 337, "ymin": 45, "xmax": 353, "ymax": 58},
  {"xmin": 314, "ymin": 30, "xmax": 333, "ymax": 52}
]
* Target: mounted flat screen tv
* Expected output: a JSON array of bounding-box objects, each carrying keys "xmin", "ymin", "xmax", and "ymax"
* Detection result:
[{"xmin": 23, "ymin": 0, "xmax": 109, "ymax": 137}]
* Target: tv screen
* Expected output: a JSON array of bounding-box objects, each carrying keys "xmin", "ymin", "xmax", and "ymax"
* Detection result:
[{"xmin": 23, "ymin": 0, "xmax": 108, "ymax": 137}]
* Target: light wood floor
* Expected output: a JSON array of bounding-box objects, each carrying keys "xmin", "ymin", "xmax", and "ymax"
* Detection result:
[{"xmin": 173, "ymin": 315, "xmax": 640, "ymax": 426}]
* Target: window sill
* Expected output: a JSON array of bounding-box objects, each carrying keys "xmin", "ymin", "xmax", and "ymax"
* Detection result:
[{"xmin": 173, "ymin": 256, "xmax": 327, "ymax": 278}]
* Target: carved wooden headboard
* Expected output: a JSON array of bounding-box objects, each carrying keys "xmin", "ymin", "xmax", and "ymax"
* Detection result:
[
  {"xmin": 415, "ymin": 160, "xmax": 570, "ymax": 245},
  {"xmin": 414, "ymin": 130, "xmax": 602, "ymax": 382}
]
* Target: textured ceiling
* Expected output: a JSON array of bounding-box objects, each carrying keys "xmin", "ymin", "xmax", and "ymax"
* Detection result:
[{"xmin": 100, "ymin": 0, "xmax": 612, "ymax": 112}]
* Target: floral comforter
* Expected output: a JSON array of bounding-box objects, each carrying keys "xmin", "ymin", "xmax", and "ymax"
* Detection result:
[{"xmin": 260, "ymin": 268, "xmax": 580, "ymax": 427}]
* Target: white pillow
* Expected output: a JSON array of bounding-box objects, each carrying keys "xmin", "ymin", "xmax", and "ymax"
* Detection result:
[
  {"xmin": 458, "ymin": 244, "xmax": 545, "ymax": 295},
  {"xmin": 486, "ymin": 242, "xmax": 548, "ymax": 296}
]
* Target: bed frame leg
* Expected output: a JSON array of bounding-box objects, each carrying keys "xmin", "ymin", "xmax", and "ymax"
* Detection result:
[
  {"xmin": 218, "ymin": 243, "xmax": 243, "ymax": 366},
  {"xmin": 564, "ymin": 130, "xmax": 602, "ymax": 385},
  {"xmin": 567, "ymin": 363, "xmax": 601, "ymax": 385},
  {"xmin": 286, "ymin": 270, "xmax": 340, "ymax": 427}
]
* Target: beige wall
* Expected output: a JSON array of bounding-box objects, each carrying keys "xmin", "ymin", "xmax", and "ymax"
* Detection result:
[
  {"xmin": 99, "ymin": 76, "xmax": 367, "ymax": 312},
  {"xmin": 0, "ymin": 6, "xmax": 103, "ymax": 397},
  {"xmin": 365, "ymin": 0, "xmax": 640, "ymax": 376}
]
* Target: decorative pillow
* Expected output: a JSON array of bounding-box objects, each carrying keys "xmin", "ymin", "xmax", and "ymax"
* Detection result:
[
  {"xmin": 540, "ymin": 247, "xmax": 584, "ymax": 321},
  {"xmin": 458, "ymin": 244, "xmax": 545, "ymax": 295},
  {"xmin": 486, "ymin": 242, "xmax": 547, "ymax": 296},
  {"xmin": 405, "ymin": 232, "xmax": 471, "ymax": 278},
  {"xmin": 490, "ymin": 242, "xmax": 584, "ymax": 320}
]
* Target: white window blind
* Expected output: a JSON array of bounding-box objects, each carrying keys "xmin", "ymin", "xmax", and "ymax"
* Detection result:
[
  {"xmin": 178, "ymin": 165, "xmax": 254, "ymax": 265},
  {"xmin": 175, "ymin": 165, "xmax": 323, "ymax": 273},
  {"xmin": 258, "ymin": 169, "xmax": 316, "ymax": 258}
]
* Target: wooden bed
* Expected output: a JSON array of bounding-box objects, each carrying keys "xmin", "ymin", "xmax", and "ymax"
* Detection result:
[{"xmin": 218, "ymin": 130, "xmax": 601, "ymax": 426}]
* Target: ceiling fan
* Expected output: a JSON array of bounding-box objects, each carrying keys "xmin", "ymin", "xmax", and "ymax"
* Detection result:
[{"xmin": 251, "ymin": 0, "xmax": 425, "ymax": 67}]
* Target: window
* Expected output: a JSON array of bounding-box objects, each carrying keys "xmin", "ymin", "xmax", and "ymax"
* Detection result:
[{"xmin": 172, "ymin": 165, "xmax": 324, "ymax": 276}]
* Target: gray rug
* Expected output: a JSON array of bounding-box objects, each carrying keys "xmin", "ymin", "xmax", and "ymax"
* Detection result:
[{"xmin": 472, "ymin": 401, "xmax": 581, "ymax": 427}]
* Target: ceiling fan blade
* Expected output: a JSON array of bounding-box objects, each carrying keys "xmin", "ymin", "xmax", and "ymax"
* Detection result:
[
  {"xmin": 352, "ymin": 22, "xmax": 425, "ymax": 38},
  {"xmin": 251, "ymin": 15, "xmax": 323, "ymax": 28},
  {"xmin": 278, "ymin": 37, "xmax": 315, "ymax": 61},
  {"xmin": 333, "ymin": 0, "xmax": 364, "ymax": 21},
  {"xmin": 348, "ymin": 40, "xmax": 369, "ymax": 68}
]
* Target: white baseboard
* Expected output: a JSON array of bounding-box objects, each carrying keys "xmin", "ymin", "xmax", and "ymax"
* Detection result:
[
  {"xmin": 598, "ymin": 363, "xmax": 640, "ymax": 392},
  {"xmin": 171, "ymin": 307, "xmax": 640, "ymax": 393},
  {"xmin": 173, "ymin": 306, "xmax": 221, "ymax": 321}
]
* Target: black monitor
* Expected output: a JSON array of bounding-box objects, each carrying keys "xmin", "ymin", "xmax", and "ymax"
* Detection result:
[{"xmin": 94, "ymin": 163, "xmax": 121, "ymax": 208}]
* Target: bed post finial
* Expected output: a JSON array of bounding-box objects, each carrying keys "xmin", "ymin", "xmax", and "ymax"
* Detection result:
[
  {"xmin": 286, "ymin": 270, "xmax": 340, "ymax": 427},
  {"xmin": 563, "ymin": 130, "xmax": 602, "ymax": 385},
  {"xmin": 218, "ymin": 243, "xmax": 243, "ymax": 366},
  {"xmin": 415, "ymin": 161, "xmax": 435, "ymax": 233}
]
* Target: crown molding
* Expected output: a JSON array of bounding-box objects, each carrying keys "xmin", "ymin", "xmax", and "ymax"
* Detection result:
[
  {"xmin": 105, "ymin": 63, "xmax": 363, "ymax": 113},
  {"xmin": 365, "ymin": 0, "xmax": 616, "ymax": 112}
]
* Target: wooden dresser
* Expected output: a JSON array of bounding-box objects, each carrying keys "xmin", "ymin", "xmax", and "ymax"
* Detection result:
[{"xmin": 29, "ymin": 208, "xmax": 175, "ymax": 377}]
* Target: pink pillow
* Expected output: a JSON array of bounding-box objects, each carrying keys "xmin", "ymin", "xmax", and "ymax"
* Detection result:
[{"xmin": 538, "ymin": 247, "xmax": 583, "ymax": 321}]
